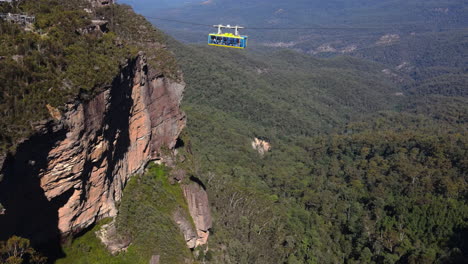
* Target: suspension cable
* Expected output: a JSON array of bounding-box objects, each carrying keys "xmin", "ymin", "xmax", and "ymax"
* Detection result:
[
  {"xmin": 143, "ymin": 15, "xmax": 212, "ymax": 27},
  {"xmin": 143, "ymin": 15, "xmax": 398, "ymax": 31}
]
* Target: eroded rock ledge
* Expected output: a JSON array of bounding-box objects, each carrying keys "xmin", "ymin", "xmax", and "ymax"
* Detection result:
[
  {"xmin": 0, "ymin": 53, "xmax": 186, "ymax": 243},
  {"xmin": 182, "ymin": 180, "xmax": 212, "ymax": 247}
]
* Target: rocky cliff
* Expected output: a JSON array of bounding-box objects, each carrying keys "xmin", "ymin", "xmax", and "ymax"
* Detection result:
[
  {"xmin": 182, "ymin": 182, "xmax": 212, "ymax": 247},
  {"xmin": 0, "ymin": 52, "xmax": 186, "ymax": 252}
]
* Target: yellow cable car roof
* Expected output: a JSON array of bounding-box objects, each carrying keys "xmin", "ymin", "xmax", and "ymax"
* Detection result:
[{"xmin": 209, "ymin": 33, "xmax": 247, "ymax": 39}]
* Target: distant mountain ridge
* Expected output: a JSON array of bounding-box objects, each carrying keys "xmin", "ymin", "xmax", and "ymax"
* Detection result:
[
  {"xmin": 117, "ymin": 0, "xmax": 196, "ymax": 10},
  {"xmin": 133, "ymin": 0, "xmax": 467, "ymax": 104},
  {"xmin": 138, "ymin": 0, "xmax": 467, "ymax": 40}
]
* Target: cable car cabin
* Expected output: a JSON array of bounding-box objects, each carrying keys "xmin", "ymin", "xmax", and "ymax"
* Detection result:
[
  {"xmin": 208, "ymin": 33, "xmax": 248, "ymax": 49},
  {"xmin": 208, "ymin": 25, "xmax": 247, "ymax": 49}
]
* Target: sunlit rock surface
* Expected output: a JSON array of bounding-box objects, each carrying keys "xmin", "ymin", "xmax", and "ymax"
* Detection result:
[
  {"xmin": 182, "ymin": 181, "xmax": 212, "ymax": 247},
  {"xmin": 0, "ymin": 54, "xmax": 185, "ymax": 240}
]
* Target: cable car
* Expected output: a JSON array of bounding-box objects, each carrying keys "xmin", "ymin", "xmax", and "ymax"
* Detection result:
[{"xmin": 208, "ymin": 24, "xmax": 248, "ymax": 49}]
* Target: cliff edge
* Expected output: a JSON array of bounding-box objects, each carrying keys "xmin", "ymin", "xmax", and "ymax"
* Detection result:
[{"xmin": 0, "ymin": 52, "xmax": 186, "ymax": 249}]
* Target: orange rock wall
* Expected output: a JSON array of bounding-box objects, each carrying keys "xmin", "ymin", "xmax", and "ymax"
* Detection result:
[
  {"xmin": 9, "ymin": 54, "xmax": 185, "ymax": 236},
  {"xmin": 182, "ymin": 183, "xmax": 212, "ymax": 247}
]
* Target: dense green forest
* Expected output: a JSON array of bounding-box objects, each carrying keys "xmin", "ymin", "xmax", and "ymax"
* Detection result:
[
  {"xmin": 167, "ymin": 35, "xmax": 468, "ymax": 263},
  {"xmin": 0, "ymin": 0, "xmax": 466, "ymax": 263}
]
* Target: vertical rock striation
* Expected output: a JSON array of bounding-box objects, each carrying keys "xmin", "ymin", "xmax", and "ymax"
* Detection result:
[{"xmin": 0, "ymin": 53, "xmax": 186, "ymax": 238}]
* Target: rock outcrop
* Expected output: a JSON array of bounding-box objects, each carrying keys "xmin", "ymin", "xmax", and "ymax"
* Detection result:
[
  {"xmin": 252, "ymin": 137, "xmax": 271, "ymax": 156},
  {"xmin": 95, "ymin": 219, "xmax": 131, "ymax": 255},
  {"xmin": 49, "ymin": 54, "xmax": 185, "ymax": 235},
  {"xmin": 149, "ymin": 255, "xmax": 160, "ymax": 264},
  {"xmin": 376, "ymin": 34, "xmax": 400, "ymax": 46},
  {"xmin": 0, "ymin": 53, "xmax": 186, "ymax": 243},
  {"xmin": 182, "ymin": 181, "xmax": 212, "ymax": 247},
  {"xmin": 173, "ymin": 208, "xmax": 198, "ymax": 249}
]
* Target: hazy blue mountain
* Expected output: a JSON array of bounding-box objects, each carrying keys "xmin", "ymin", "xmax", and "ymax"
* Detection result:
[
  {"xmin": 129, "ymin": 0, "xmax": 467, "ymax": 44},
  {"xmin": 117, "ymin": 0, "xmax": 196, "ymax": 11},
  {"xmin": 123, "ymin": 0, "xmax": 467, "ymax": 96},
  {"xmin": 139, "ymin": 0, "xmax": 468, "ymax": 26}
]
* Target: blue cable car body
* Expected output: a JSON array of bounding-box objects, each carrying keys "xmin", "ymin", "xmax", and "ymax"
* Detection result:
[
  {"xmin": 208, "ymin": 33, "xmax": 248, "ymax": 49},
  {"xmin": 208, "ymin": 25, "xmax": 248, "ymax": 49}
]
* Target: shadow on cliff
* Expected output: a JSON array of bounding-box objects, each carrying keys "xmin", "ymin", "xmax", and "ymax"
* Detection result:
[
  {"xmin": 103, "ymin": 60, "xmax": 135, "ymax": 192},
  {"xmin": 444, "ymin": 227, "xmax": 468, "ymax": 263},
  {"xmin": 0, "ymin": 57, "xmax": 139, "ymax": 263},
  {"xmin": 84, "ymin": 59, "xmax": 135, "ymax": 200},
  {"xmin": 0, "ymin": 124, "xmax": 69, "ymax": 262}
]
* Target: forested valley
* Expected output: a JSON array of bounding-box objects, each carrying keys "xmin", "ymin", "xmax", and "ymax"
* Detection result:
[
  {"xmin": 0, "ymin": 0, "xmax": 466, "ymax": 263},
  {"xmin": 168, "ymin": 30, "xmax": 467, "ymax": 263}
]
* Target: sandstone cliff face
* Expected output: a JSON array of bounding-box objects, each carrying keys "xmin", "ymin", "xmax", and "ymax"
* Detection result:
[
  {"xmin": 0, "ymin": 53, "xmax": 185, "ymax": 242},
  {"xmin": 47, "ymin": 54, "xmax": 185, "ymax": 235},
  {"xmin": 182, "ymin": 181, "xmax": 212, "ymax": 247},
  {"xmin": 173, "ymin": 208, "xmax": 198, "ymax": 249}
]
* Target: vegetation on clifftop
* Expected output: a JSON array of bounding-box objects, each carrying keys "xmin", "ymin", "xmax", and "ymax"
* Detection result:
[
  {"xmin": 0, "ymin": 0, "xmax": 129, "ymax": 152},
  {"xmin": 0, "ymin": 0, "xmax": 179, "ymax": 153},
  {"xmin": 116, "ymin": 164, "xmax": 193, "ymax": 264}
]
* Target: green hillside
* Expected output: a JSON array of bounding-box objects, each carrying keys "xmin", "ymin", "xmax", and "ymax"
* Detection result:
[
  {"xmin": 349, "ymin": 29, "xmax": 468, "ymax": 80},
  {"xmin": 169, "ymin": 39, "xmax": 468, "ymax": 263},
  {"xmin": 130, "ymin": 0, "xmax": 468, "ymax": 105},
  {"xmin": 172, "ymin": 43, "xmax": 401, "ymax": 137},
  {"xmin": 0, "ymin": 1, "xmax": 466, "ymax": 263}
]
